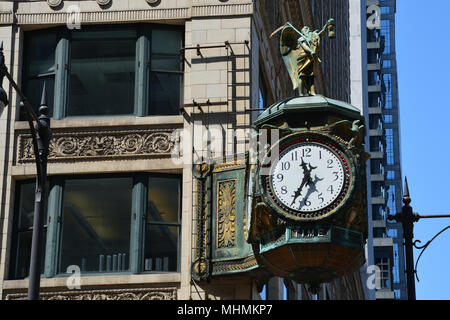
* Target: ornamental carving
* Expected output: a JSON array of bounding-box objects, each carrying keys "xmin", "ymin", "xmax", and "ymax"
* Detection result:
[
  {"xmin": 47, "ymin": 0, "xmax": 62, "ymax": 8},
  {"xmin": 17, "ymin": 128, "xmax": 179, "ymax": 163},
  {"xmin": 4, "ymin": 287, "xmax": 177, "ymax": 300},
  {"xmin": 96, "ymin": 0, "xmax": 111, "ymax": 6},
  {"xmin": 217, "ymin": 179, "xmax": 237, "ymax": 249}
]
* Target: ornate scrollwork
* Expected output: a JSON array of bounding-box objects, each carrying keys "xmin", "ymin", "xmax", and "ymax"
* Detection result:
[
  {"xmin": 17, "ymin": 128, "xmax": 179, "ymax": 163},
  {"xmin": 5, "ymin": 287, "xmax": 177, "ymax": 300},
  {"xmin": 217, "ymin": 179, "xmax": 237, "ymax": 248}
]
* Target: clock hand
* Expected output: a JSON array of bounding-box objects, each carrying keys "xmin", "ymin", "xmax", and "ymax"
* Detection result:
[
  {"xmin": 299, "ymin": 174, "xmax": 323, "ymax": 209},
  {"xmin": 291, "ymin": 158, "xmax": 314, "ymax": 206}
]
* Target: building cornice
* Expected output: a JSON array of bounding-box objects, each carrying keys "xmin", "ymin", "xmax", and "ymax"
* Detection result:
[{"xmin": 1, "ymin": 2, "xmax": 253, "ymax": 26}]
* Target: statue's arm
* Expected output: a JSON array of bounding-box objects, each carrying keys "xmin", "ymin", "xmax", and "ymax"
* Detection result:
[{"xmin": 318, "ymin": 18, "xmax": 335, "ymax": 37}]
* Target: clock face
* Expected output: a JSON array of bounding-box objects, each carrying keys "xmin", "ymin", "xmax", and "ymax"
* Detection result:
[{"xmin": 264, "ymin": 136, "xmax": 351, "ymax": 220}]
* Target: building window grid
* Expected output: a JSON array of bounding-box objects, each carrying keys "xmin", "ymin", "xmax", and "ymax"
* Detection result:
[
  {"xmin": 376, "ymin": 258, "xmax": 392, "ymax": 290},
  {"xmin": 21, "ymin": 24, "xmax": 184, "ymax": 121},
  {"xmin": 10, "ymin": 174, "xmax": 182, "ymax": 280}
]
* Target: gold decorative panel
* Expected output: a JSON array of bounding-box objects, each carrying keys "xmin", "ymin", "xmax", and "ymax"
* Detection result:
[{"xmin": 216, "ymin": 179, "xmax": 237, "ymax": 249}]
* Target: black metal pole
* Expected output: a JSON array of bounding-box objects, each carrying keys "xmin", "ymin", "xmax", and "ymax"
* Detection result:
[
  {"xmin": 388, "ymin": 177, "xmax": 418, "ymax": 300},
  {"xmin": 388, "ymin": 177, "xmax": 450, "ymax": 300},
  {"xmin": 28, "ymin": 97, "xmax": 51, "ymax": 300},
  {"xmin": 0, "ymin": 42, "xmax": 51, "ymax": 300}
]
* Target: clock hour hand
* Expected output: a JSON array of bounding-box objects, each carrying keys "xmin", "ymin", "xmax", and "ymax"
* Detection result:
[{"xmin": 291, "ymin": 158, "xmax": 315, "ymax": 206}]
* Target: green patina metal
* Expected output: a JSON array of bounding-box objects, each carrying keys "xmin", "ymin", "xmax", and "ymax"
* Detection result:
[
  {"xmin": 259, "ymin": 225, "xmax": 364, "ymax": 254},
  {"xmin": 253, "ymin": 95, "xmax": 363, "ymax": 129}
]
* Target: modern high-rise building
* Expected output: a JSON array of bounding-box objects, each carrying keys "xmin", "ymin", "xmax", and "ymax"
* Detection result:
[
  {"xmin": 0, "ymin": 0, "xmax": 405, "ymax": 300},
  {"xmin": 365, "ymin": 0, "xmax": 407, "ymax": 300}
]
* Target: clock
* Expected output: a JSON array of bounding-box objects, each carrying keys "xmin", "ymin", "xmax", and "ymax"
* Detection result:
[{"xmin": 261, "ymin": 133, "xmax": 353, "ymax": 221}]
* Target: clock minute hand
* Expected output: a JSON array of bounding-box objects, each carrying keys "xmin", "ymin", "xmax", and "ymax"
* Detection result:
[{"xmin": 299, "ymin": 174, "xmax": 323, "ymax": 209}]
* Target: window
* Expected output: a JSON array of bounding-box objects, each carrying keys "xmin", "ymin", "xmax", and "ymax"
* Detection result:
[
  {"xmin": 60, "ymin": 177, "xmax": 133, "ymax": 273},
  {"xmin": 22, "ymin": 24, "xmax": 184, "ymax": 120},
  {"xmin": 22, "ymin": 31, "xmax": 57, "ymax": 119},
  {"xmin": 375, "ymin": 257, "xmax": 392, "ymax": 290},
  {"xmin": 10, "ymin": 181, "xmax": 48, "ymax": 279},
  {"xmin": 68, "ymin": 29, "xmax": 136, "ymax": 117},
  {"xmin": 145, "ymin": 176, "xmax": 181, "ymax": 272},
  {"xmin": 10, "ymin": 174, "xmax": 182, "ymax": 279}
]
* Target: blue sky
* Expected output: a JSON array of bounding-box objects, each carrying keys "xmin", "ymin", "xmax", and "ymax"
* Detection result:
[{"xmin": 396, "ymin": 0, "xmax": 450, "ymax": 300}]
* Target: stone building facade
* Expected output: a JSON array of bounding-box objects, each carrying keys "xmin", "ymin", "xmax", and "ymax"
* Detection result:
[{"xmin": 0, "ymin": 0, "xmax": 368, "ymax": 300}]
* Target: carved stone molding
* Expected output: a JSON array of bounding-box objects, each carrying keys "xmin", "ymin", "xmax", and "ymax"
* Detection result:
[
  {"xmin": 17, "ymin": 127, "xmax": 179, "ymax": 163},
  {"xmin": 0, "ymin": 11, "xmax": 13, "ymax": 24},
  {"xmin": 13, "ymin": 3, "xmax": 252, "ymax": 25},
  {"xmin": 191, "ymin": 3, "xmax": 253, "ymax": 17},
  {"xmin": 15, "ymin": 9, "xmax": 189, "ymax": 25},
  {"xmin": 4, "ymin": 287, "xmax": 177, "ymax": 300}
]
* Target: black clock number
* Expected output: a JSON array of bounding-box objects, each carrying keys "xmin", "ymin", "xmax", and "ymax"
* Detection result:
[
  {"xmin": 327, "ymin": 185, "xmax": 334, "ymax": 194},
  {"xmin": 327, "ymin": 159, "xmax": 333, "ymax": 168},
  {"xmin": 302, "ymin": 148, "xmax": 312, "ymax": 158},
  {"xmin": 291, "ymin": 151, "xmax": 298, "ymax": 161},
  {"xmin": 281, "ymin": 162, "xmax": 291, "ymax": 171},
  {"xmin": 303, "ymin": 199, "xmax": 311, "ymax": 207},
  {"xmin": 277, "ymin": 173, "xmax": 284, "ymax": 182},
  {"xmin": 317, "ymin": 193, "xmax": 324, "ymax": 203},
  {"xmin": 333, "ymin": 172, "xmax": 339, "ymax": 181},
  {"xmin": 281, "ymin": 186, "xmax": 288, "ymax": 194}
]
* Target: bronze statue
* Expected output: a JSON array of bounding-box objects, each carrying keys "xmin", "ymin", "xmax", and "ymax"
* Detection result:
[{"xmin": 274, "ymin": 19, "xmax": 335, "ymax": 96}]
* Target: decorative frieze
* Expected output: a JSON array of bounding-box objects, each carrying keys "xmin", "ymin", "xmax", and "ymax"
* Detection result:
[
  {"xmin": 191, "ymin": 3, "xmax": 253, "ymax": 17},
  {"xmin": 5, "ymin": 287, "xmax": 177, "ymax": 300},
  {"xmin": 17, "ymin": 127, "xmax": 179, "ymax": 163},
  {"xmin": 212, "ymin": 255, "xmax": 258, "ymax": 275},
  {"xmin": 16, "ymin": 8, "xmax": 189, "ymax": 25}
]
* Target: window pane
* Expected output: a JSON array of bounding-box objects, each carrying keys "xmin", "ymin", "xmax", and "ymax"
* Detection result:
[
  {"xmin": 144, "ymin": 225, "xmax": 179, "ymax": 272},
  {"xmin": 22, "ymin": 77, "xmax": 55, "ymax": 119},
  {"xmin": 147, "ymin": 176, "xmax": 180, "ymax": 223},
  {"xmin": 149, "ymin": 72, "xmax": 181, "ymax": 115},
  {"xmin": 24, "ymin": 32, "xmax": 57, "ymax": 76},
  {"xmin": 67, "ymin": 30, "xmax": 136, "ymax": 116},
  {"xmin": 18, "ymin": 182, "xmax": 36, "ymax": 230},
  {"xmin": 13, "ymin": 230, "xmax": 46, "ymax": 279},
  {"xmin": 60, "ymin": 177, "xmax": 132, "ymax": 273},
  {"xmin": 151, "ymin": 29, "xmax": 182, "ymax": 71}
]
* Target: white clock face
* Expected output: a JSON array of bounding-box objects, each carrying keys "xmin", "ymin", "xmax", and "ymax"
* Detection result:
[{"xmin": 269, "ymin": 142, "xmax": 347, "ymax": 214}]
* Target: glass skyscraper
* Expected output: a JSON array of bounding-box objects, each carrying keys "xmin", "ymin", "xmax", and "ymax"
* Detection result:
[{"xmin": 366, "ymin": 0, "xmax": 407, "ymax": 299}]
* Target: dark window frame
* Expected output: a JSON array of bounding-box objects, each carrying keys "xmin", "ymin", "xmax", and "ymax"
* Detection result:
[
  {"xmin": 21, "ymin": 24, "xmax": 184, "ymax": 121},
  {"xmin": 9, "ymin": 173, "xmax": 182, "ymax": 280}
]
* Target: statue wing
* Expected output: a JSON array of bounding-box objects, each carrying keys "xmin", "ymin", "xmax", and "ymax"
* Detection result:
[{"xmin": 280, "ymin": 25, "xmax": 301, "ymax": 90}]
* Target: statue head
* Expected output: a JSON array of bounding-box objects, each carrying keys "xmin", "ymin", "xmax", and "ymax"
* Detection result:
[{"xmin": 301, "ymin": 26, "xmax": 310, "ymax": 35}]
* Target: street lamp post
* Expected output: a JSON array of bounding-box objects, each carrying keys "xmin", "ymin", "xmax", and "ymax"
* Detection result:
[
  {"xmin": 388, "ymin": 177, "xmax": 450, "ymax": 300},
  {"xmin": 0, "ymin": 41, "xmax": 51, "ymax": 300}
]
